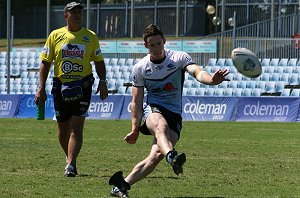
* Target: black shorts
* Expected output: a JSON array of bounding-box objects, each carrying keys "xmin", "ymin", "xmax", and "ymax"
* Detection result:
[
  {"xmin": 139, "ymin": 104, "xmax": 183, "ymax": 140},
  {"xmin": 52, "ymin": 75, "xmax": 94, "ymax": 122}
]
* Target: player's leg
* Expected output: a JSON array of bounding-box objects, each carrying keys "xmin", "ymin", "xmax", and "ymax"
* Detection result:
[
  {"xmin": 57, "ymin": 120, "xmax": 71, "ymax": 157},
  {"xmin": 67, "ymin": 116, "xmax": 85, "ymax": 166},
  {"xmin": 146, "ymin": 112, "xmax": 177, "ymax": 155},
  {"xmin": 125, "ymin": 140, "xmax": 164, "ymax": 185}
]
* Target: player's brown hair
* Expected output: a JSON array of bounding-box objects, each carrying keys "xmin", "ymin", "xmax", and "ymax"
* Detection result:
[{"xmin": 143, "ymin": 24, "xmax": 164, "ymax": 43}]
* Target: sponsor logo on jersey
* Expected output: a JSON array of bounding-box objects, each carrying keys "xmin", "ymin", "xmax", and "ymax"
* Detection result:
[
  {"xmin": 62, "ymin": 61, "xmax": 83, "ymax": 74},
  {"xmin": 184, "ymin": 55, "xmax": 193, "ymax": 64},
  {"xmin": 145, "ymin": 69, "xmax": 152, "ymax": 76},
  {"xmin": 152, "ymin": 82, "xmax": 176, "ymax": 93},
  {"xmin": 95, "ymin": 48, "xmax": 102, "ymax": 56},
  {"xmin": 42, "ymin": 46, "xmax": 50, "ymax": 55},
  {"xmin": 155, "ymin": 65, "xmax": 164, "ymax": 70},
  {"xmin": 167, "ymin": 63, "xmax": 176, "ymax": 71},
  {"xmin": 62, "ymin": 44, "xmax": 85, "ymax": 59}
]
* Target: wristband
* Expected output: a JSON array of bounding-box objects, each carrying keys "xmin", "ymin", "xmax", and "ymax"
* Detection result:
[{"xmin": 99, "ymin": 79, "xmax": 108, "ymax": 84}]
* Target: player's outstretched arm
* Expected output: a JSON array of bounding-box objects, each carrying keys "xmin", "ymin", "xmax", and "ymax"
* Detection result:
[{"xmin": 186, "ymin": 64, "xmax": 229, "ymax": 85}]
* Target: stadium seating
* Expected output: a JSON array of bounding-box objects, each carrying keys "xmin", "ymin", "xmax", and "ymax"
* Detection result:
[{"xmin": 0, "ymin": 53, "xmax": 299, "ymax": 97}]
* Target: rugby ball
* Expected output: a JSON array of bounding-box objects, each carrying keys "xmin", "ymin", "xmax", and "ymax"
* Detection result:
[{"xmin": 231, "ymin": 47, "xmax": 262, "ymax": 78}]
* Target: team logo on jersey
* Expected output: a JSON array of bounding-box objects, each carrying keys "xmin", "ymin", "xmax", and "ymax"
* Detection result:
[
  {"xmin": 132, "ymin": 75, "xmax": 138, "ymax": 83},
  {"xmin": 145, "ymin": 69, "xmax": 152, "ymax": 77},
  {"xmin": 155, "ymin": 65, "xmax": 164, "ymax": 70},
  {"xmin": 167, "ymin": 63, "xmax": 176, "ymax": 71},
  {"xmin": 152, "ymin": 82, "xmax": 176, "ymax": 93},
  {"xmin": 184, "ymin": 55, "xmax": 193, "ymax": 64},
  {"xmin": 62, "ymin": 61, "xmax": 83, "ymax": 74},
  {"xmin": 95, "ymin": 48, "xmax": 102, "ymax": 56},
  {"xmin": 82, "ymin": 35, "xmax": 89, "ymax": 42},
  {"xmin": 62, "ymin": 44, "xmax": 85, "ymax": 59}
]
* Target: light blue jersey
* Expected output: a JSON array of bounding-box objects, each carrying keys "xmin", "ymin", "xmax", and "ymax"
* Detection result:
[{"xmin": 132, "ymin": 49, "xmax": 195, "ymax": 115}]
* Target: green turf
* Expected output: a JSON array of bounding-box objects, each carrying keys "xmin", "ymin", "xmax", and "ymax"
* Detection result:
[{"xmin": 1, "ymin": 119, "xmax": 300, "ymax": 197}]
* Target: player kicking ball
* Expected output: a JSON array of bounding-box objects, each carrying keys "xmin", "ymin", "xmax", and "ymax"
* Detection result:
[{"xmin": 109, "ymin": 24, "xmax": 229, "ymax": 197}]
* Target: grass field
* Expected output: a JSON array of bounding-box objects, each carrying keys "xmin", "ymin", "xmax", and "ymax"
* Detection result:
[{"xmin": 1, "ymin": 119, "xmax": 300, "ymax": 197}]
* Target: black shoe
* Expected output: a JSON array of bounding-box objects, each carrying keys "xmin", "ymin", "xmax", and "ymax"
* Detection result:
[
  {"xmin": 109, "ymin": 171, "xmax": 131, "ymax": 191},
  {"xmin": 171, "ymin": 152, "xmax": 186, "ymax": 175}
]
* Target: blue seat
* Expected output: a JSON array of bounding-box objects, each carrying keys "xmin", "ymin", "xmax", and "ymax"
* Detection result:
[
  {"xmin": 205, "ymin": 87, "xmax": 215, "ymax": 96},
  {"xmin": 289, "ymin": 73, "xmax": 299, "ymax": 85},
  {"xmin": 214, "ymin": 88, "xmax": 224, "ymax": 96},
  {"xmin": 256, "ymin": 81, "xmax": 266, "ymax": 91},
  {"xmin": 187, "ymin": 88, "xmax": 197, "ymax": 95},
  {"xmin": 278, "ymin": 58, "xmax": 289, "ymax": 66},
  {"xmin": 270, "ymin": 73, "xmax": 280, "ymax": 81},
  {"xmin": 280, "ymin": 88, "xmax": 291, "ymax": 96},
  {"xmin": 125, "ymin": 58, "xmax": 135, "ymax": 66},
  {"xmin": 238, "ymin": 81, "xmax": 247, "ymax": 89},
  {"xmin": 265, "ymin": 81, "xmax": 276, "ymax": 93},
  {"xmin": 233, "ymin": 73, "xmax": 243, "ymax": 81},
  {"xmin": 184, "ymin": 80, "xmax": 193, "ymax": 88},
  {"xmin": 284, "ymin": 66, "xmax": 294, "ymax": 74},
  {"xmin": 117, "ymin": 58, "xmax": 126, "ymax": 66},
  {"xmin": 211, "ymin": 66, "xmax": 220, "ymax": 73},
  {"xmin": 228, "ymin": 81, "xmax": 238, "ymax": 88},
  {"xmin": 216, "ymin": 58, "xmax": 226, "ymax": 66},
  {"xmin": 275, "ymin": 81, "xmax": 286, "ymax": 92},
  {"xmin": 242, "ymin": 88, "xmax": 252, "ymax": 96},
  {"xmin": 218, "ymin": 81, "xmax": 228, "ymax": 88},
  {"xmin": 225, "ymin": 59, "xmax": 233, "ymax": 66},
  {"xmin": 264, "ymin": 66, "xmax": 275, "ymax": 74},
  {"xmin": 290, "ymin": 89, "xmax": 300, "ymax": 97},
  {"xmin": 269, "ymin": 58, "xmax": 279, "ymax": 66},
  {"xmin": 195, "ymin": 88, "xmax": 206, "ymax": 96},
  {"xmin": 223, "ymin": 88, "xmax": 233, "ymax": 96},
  {"xmin": 233, "ymin": 88, "xmax": 243, "ymax": 96},
  {"xmin": 246, "ymin": 80, "xmax": 256, "ymax": 89},
  {"xmin": 287, "ymin": 58, "xmax": 298, "ymax": 66},
  {"xmin": 251, "ymin": 88, "xmax": 262, "ymax": 96},
  {"xmin": 279, "ymin": 73, "xmax": 290, "ymax": 84},
  {"xmin": 260, "ymin": 73, "xmax": 270, "ymax": 81},
  {"xmin": 207, "ymin": 58, "xmax": 217, "ymax": 66},
  {"xmin": 261, "ymin": 58, "xmax": 270, "ymax": 67}
]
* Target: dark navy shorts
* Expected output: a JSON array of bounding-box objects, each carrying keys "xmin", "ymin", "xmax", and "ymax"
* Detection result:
[{"xmin": 52, "ymin": 75, "xmax": 94, "ymax": 122}]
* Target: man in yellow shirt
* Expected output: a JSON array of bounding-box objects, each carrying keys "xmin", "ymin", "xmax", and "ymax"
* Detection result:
[{"xmin": 35, "ymin": 2, "xmax": 108, "ymax": 177}]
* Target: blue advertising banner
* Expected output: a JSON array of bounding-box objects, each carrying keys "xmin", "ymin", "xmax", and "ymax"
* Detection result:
[
  {"xmin": 116, "ymin": 41, "xmax": 148, "ymax": 53},
  {"xmin": 120, "ymin": 96, "xmax": 132, "ymax": 120},
  {"xmin": 182, "ymin": 96, "xmax": 238, "ymax": 121},
  {"xmin": 17, "ymin": 94, "xmax": 54, "ymax": 119},
  {"xmin": 182, "ymin": 40, "xmax": 217, "ymax": 53},
  {"xmin": 99, "ymin": 41, "xmax": 117, "ymax": 53},
  {"xmin": 235, "ymin": 97, "xmax": 300, "ymax": 122},
  {"xmin": 0, "ymin": 94, "xmax": 21, "ymax": 118},
  {"xmin": 88, "ymin": 95, "xmax": 125, "ymax": 119},
  {"xmin": 165, "ymin": 41, "xmax": 182, "ymax": 51}
]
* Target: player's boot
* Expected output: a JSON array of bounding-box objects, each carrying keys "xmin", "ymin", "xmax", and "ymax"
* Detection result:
[
  {"xmin": 109, "ymin": 171, "xmax": 130, "ymax": 197},
  {"xmin": 64, "ymin": 164, "xmax": 76, "ymax": 177},
  {"xmin": 110, "ymin": 186, "xmax": 129, "ymax": 197},
  {"xmin": 65, "ymin": 156, "xmax": 77, "ymax": 175},
  {"xmin": 171, "ymin": 152, "xmax": 186, "ymax": 175}
]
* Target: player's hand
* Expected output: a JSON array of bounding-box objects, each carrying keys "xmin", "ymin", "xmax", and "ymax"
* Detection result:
[
  {"xmin": 95, "ymin": 82, "xmax": 108, "ymax": 100},
  {"xmin": 35, "ymin": 87, "xmax": 47, "ymax": 106},
  {"xmin": 212, "ymin": 69, "xmax": 230, "ymax": 84},
  {"xmin": 124, "ymin": 131, "xmax": 139, "ymax": 144}
]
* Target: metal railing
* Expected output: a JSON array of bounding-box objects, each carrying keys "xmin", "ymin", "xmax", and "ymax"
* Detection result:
[{"xmin": 205, "ymin": 13, "xmax": 300, "ymax": 59}]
